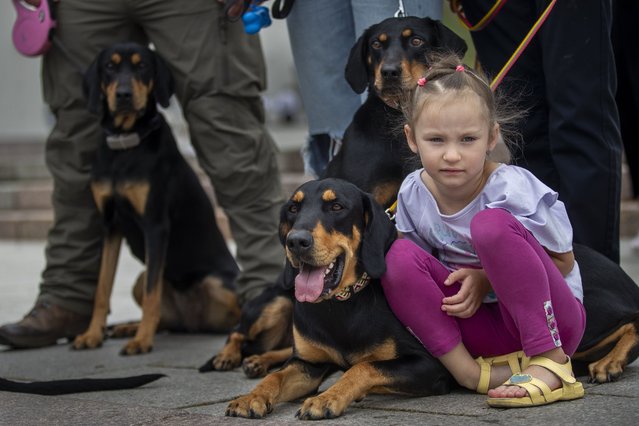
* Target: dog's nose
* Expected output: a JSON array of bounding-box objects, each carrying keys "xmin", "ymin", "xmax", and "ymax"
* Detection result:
[
  {"xmin": 287, "ymin": 230, "xmax": 313, "ymax": 255},
  {"xmin": 381, "ymin": 64, "xmax": 402, "ymax": 80},
  {"xmin": 116, "ymin": 89, "xmax": 133, "ymax": 105}
]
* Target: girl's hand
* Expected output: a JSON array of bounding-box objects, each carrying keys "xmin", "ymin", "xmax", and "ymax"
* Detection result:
[{"xmin": 441, "ymin": 268, "xmax": 490, "ymax": 318}]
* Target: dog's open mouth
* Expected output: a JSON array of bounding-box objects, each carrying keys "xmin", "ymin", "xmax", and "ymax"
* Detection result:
[{"xmin": 294, "ymin": 254, "xmax": 345, "ymax": 303}]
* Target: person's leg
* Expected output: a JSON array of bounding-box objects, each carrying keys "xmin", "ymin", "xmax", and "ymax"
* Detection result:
[
  {"xmin": 540, "ymin": 0, "xmax": 621, "ymax": 263},
  {"xmin": 381, "ymin": 239, "xmax": 522, "ymax": 390},
  {"xmin": 470, "ymin": 208, "xmax": 586, "ymax": 397},
  {"xmin": 400, "ymin": 1, "xmax": 442, "ymax": 20},
  {"xmin": 39, "ymin": 0, "xmax": 146, "ymax": 314},
  {"xmin": 287, "ymin": 0, "xmax": 402, "ymax": 177},
  {"xmin": 0, "ymin": 0, "xmax": 146, "ymax": 347},
  {"xmin": 137, "ymin": 0, "xmax": 284, "ymax": 305},
  {"xmin": 613, "ymin": 0, "xmax": 639, "ymax": 199},
  {"xmin": 286, "ymin": 0, "xmax": 358, "ymax": 177},
  {"xmin": 459, "ymin": 0, "xmax": 553, "ymax": 187},
  {"xmin": 462, "ymin": 0, "xmax": 621, "ymax": 263}
]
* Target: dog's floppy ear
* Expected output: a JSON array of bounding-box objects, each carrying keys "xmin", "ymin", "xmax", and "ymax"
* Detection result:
[
  {"xmin": 360, "ymin": 192, "xmax": 397, "ymax": 279},
  {"xmin": 427, "ymin": 17, "xmax": 467, "ymax": 58},
  {"xmin": 345, "ymin": 29, "xmax": 370, "ymax": 94},
  {"xmin": 83, "ymin": 50, "xmax": 104, "ymax": 114},
  {"xmin": 153, "ymin": 52, "xmax": 174, "ymax": 108},
  {"xmin": 278, "ymin": 202, "xmax": 293, "ymax": 246}
]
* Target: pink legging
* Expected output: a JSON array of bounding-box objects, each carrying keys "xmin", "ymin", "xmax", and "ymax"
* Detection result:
[{"xmin": 382, "ymin": 208, "xmax": 586, "ymax": 358}]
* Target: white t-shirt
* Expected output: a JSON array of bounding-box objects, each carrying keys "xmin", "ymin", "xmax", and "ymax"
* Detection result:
[{"xmin": 395, "ymin": 164, "xmax": 583, "ymax": 302}]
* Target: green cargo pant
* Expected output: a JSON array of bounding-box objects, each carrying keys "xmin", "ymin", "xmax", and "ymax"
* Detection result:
[{"xmin": 38, "ymin": 0, "xmax": 285, "ymax": 314}]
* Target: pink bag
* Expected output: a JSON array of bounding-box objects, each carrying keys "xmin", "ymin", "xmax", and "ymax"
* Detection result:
[{"xmin": 12, "ymin": 0, "xmax": 57, "ymax": 57}]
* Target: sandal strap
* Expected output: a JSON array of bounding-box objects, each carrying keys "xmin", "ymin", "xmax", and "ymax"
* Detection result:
[
  {"xmin": 476, "ymin": 358, "xmax": 491, "ymax": 394},
  {"xmin": 528, "ymin": 355, "xmax": 577, "ymax": 384},
  {"xmin": 486, "ymin": 350, "xmax": 529, "ymax": 373},
  {"xmin": 504, "ymin": 376, "xmax": 552, "ymax": 404},
  {"xmin": 475, "ymin": 350, "xmax": 530, "ymax": 394}
]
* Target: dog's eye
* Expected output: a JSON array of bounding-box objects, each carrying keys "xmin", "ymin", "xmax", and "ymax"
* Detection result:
[
  {"xmin": 288, "ymin": 204, "xmax": 299, "ymax": 214},
  {"xmin": 371, "ymin": 40, "xmax": 382, "ymax": 50},
  {"xmin": 410, "ymin": 37, "xmax": 424, "ymax": 47},
  {"xmin": 105, "ymin": 62, "xmax": 116, "ymax": 70},
  {"xmin": 330, "ymin": 203, "xmax": 343, "ymax": 212}
]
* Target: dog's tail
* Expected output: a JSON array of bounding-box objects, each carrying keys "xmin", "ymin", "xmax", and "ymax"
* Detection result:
[{"xmin": 0, "ymin": 374, "xmax": 165, "ymax": 395}]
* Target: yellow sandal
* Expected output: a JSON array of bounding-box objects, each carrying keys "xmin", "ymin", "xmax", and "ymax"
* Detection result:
[
  {"xmin": 486, "ymin": 355, "xmax": 585, "ymax": 408},
  {"xmin": 475, "ymin": 350, "xmax": 531, "ymax": 394}
]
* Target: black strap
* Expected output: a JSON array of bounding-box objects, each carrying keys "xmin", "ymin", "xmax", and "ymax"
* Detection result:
[{"xmin": 271, "ymin": 0, "xmax": 295, "ymax": 19}]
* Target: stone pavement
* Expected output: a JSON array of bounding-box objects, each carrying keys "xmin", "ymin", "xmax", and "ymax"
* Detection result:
[{"xmin": 1, "ymin": 239, "xmax": 638, "ymax": 425}]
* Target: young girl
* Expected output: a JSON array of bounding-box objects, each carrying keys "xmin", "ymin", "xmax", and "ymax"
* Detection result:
[{"xmin": 381, "ymin": 55, "xmax": 586, "ymax": 407}]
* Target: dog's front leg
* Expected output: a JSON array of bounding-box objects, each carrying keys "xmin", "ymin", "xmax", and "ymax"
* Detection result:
[
  {"xmin": 226, "ymin": 358, "xmax": 330, "ymax": 419},
  {"xmin": 73, "ymin": 232, "xmax": 123, "ymax": 349},
  {"xmin": 297, "ymin": 361, "xmax": 394, "ymax": 420},
  {"xmin": 121, "ymin": 226, "xmax": 167, "ymax": 355}
]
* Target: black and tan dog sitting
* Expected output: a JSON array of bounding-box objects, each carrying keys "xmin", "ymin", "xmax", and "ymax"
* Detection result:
[
  {"xmin": 226, "ymin": 178, "xmax": 453, "ymax": 419},
  {"xmin": 324, "ymin": 16, "xmax": 467, "ymax": 208},
  {"xmin": 203, "ymin": 15, "xmax": 468, "ymax": 378},
  {"xmin": 72, "ymin": 42, "xmax": 240, "ymax": 355}
]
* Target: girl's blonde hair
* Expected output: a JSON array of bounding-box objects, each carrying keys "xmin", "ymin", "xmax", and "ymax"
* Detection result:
[{"xmin": 400, "ymin": 53, "xmax": 523, "ymax": 156}]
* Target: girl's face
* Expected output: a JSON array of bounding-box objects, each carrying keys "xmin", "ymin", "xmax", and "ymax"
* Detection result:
[{"xmin": 405, "ymin": 91, "xmax": 499, "ymax": 196}]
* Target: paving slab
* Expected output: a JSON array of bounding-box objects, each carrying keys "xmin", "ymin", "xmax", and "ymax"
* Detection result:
[{"xmin": 1, "ymin": 238, "xmax": 639, "ymax": 425}]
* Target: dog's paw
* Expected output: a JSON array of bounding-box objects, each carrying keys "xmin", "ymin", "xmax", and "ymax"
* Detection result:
[
  {"xmin": 588, "ymin": 357, "xmax": 626, "ymax": 383},
  {"xmin": 296, "ymin": 394, "xmax": 346, "ymax": 420},
  {"xmin": 120, "ymin": 338, "xmax": 153, "ymax": 356},
  {"xmin": 226, "ymin": 394, "xmax": 273, "ymax": 418},
  {"xmin": 109, "ymin": 322, "xmax": 139, "ymax": 338},
  {"xmin": 72, "ymin": 331, "xmax": 104, "ymax": 350},
  {"xmin": 212, "ymin": 351, "xmax": 242, "ymax": 371},
  {"xmin": 242, "ymin": 355, "xmax": 269, "ymax": 378}
]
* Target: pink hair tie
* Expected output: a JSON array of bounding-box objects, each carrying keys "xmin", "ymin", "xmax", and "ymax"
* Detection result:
[
  {"xmin": 417, "ymin": 77, "xmax": 427, "ymax": 87},
  {"xmin": 456, "ymin": 65, "xmax": 465, "ymax": 72}
]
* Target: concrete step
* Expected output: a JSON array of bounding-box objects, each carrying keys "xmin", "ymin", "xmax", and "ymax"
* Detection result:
[
  {"xmin": 0, "ymin": 180, "xmax": 52, "ymax": 210},
  {"xmin": 0, "ymin": 209, "xmax": 53, "ymax": 239},
  {"xmin": 0, "ymin": 171, "xmax": 310, "ymax": 240},
  {"xmin": 0, "ymin": 181, "xmax": 639, "ymax": 239},
  {"xmin": 0, "ymin": 139, "xmax": 637, "ymax": 240}
]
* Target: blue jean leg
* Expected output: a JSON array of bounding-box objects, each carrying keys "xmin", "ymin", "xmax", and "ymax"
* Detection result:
[{"xmin": 287, "ymin": 1, "xmax": 442, "ymax": 176}]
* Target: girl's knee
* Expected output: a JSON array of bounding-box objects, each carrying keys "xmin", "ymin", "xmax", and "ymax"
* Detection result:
[
  {"xmin": 470, "ymin": 209, "xmax": 519, "ymax": 249},
  {"xmin": 383, "ymin": 240, "xmax": 427, "ymax": 288},
  {"xmin": 386, "ymin": 238, "xmax": 435, "ymax": 266}
]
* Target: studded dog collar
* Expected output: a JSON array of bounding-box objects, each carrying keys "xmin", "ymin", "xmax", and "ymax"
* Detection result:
[
  {"xmin": 333, "ymin": 272, "xmax": 371, "ymax": 302},
  {"xmin": 105, "ymin": 115, "xmax": 161, "ymax": 150}
]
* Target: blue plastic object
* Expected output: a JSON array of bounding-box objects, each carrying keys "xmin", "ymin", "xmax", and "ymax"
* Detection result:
[{"xmin": 243, "ymin": 5, "xmax": 271, "ymax": 34}]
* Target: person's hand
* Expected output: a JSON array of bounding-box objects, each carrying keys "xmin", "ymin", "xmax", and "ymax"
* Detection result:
[{"xmin": 441, "ymin": 268, "xmax": 490, "ymax": 318}]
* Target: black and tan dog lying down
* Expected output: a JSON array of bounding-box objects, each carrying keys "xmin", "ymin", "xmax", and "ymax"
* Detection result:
[
  {"xmin": 200, "ymin": 13, "xmax": 468, "ymax": 380},
  {"xmin": 226, "ymin": 178, "xmax": 451, "ymax": 419},
  {"xmin": 224, "ymin": 178, "xmax": 639, "ymax": 419}
]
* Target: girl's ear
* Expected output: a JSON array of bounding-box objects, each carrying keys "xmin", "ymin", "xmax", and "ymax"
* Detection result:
[
  {"xmin": 404, "ymin": 124, "xmax": 418, "ymax": 154},
  {"xmin": 488, "ymin": 122, "xmax": 500, "ymax": 151}
]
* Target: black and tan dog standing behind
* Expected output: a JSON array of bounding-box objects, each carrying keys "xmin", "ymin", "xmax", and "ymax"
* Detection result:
[
  {"xmin": 324, "ymin": 16, "xmax": 467, "ymax": 208},
  {"xmin": 72, "ymin": 42, "xmax": 240, "ymax": 355},
  {"xmin": 226, "ymin": 178, "xmax": 453, "ymax": 419},
  {"xmin": 202, "ymin": 15, "xmax": 468, "ymax": 378}
]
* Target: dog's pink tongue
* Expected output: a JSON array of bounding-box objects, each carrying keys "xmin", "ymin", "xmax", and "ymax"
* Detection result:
[{"xmin": 295, "ymin": 265, "xmax": 325, "ymax": 302}]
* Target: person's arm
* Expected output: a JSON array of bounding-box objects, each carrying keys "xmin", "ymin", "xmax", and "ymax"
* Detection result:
[{"xmin": 544, "ymin": 248, "xmax": 575, "ymax": 277}]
